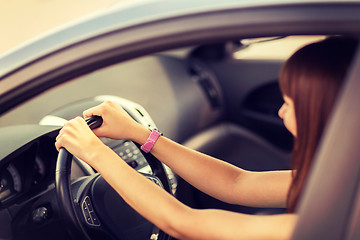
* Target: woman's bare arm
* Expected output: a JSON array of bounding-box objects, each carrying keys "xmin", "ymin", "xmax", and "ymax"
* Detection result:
[
  {"xmin": 132, "ymin": 125, "xmax": 292, "ymax": 208},
  {"xmin": 89, "ymin": 144, "xmax": 296, "ymax": 240},
  {"xmin": 55, "ymin": 116, "xmax": 296, "ymax": 239},
  {"xmin": 79, "ymin": 101, "xmax": 292, "ymax": 208}
]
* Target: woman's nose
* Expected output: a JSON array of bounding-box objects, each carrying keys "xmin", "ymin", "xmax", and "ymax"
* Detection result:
[{"xmin": 278, "ymin": 104, "xmax": 285, "ymax": 119}]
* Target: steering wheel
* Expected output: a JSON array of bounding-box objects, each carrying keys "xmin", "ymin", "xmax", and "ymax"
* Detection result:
[{"xmin": 55, "ymin": 116, "xmax": 172, "ymax": 240}]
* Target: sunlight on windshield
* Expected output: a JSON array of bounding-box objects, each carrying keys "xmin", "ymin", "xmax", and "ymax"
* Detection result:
[{"xmin": 234, "ymin": 36, "xmax": 326, "ymax": 60}]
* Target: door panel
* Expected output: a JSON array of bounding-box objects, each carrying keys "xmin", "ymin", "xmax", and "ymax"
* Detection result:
[
  {"xmin": 207, "ymin": 59, "xmax": 293, "ymax": 151},
  {"xmin": 175, "ymin": 57, "xmax": 292, "ymax": 214}
]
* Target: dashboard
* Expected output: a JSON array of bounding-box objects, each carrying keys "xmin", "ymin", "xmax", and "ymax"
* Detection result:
[
  {"xmin": 0, "ymin": 164, "xmax": 22, "ymax": 203},
  {"xmin": 0, "ymin": 128, "xmax": 177, "ymax": 207},
  {"xmin": 0, "ymin": 126, "xmax": 177, "ymax": 239},
  {"xmin": 0, "ymin": 129, "xmax": 59, "ymax": 208}
]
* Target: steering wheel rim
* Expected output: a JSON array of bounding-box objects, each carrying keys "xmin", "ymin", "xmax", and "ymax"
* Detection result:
[
  {"xmin": 55, "ymin": 124, "xmax": 172, "ymax": 240},
  {"xmin": 56, "ymin": 148, "xmax": 90, "ymax": 239}
]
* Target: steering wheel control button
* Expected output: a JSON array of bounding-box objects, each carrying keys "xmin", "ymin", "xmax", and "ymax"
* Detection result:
[
  {"xmin": 82, "ymin": 196, "xmax": 100, "ymax": 227},
  {"xmin": 90, "ymin": 212, "xmax": 100, "ymax": 225},
  {"xmin": 85, "ymin": 197, "xmax": 93, "ymax": 211}
]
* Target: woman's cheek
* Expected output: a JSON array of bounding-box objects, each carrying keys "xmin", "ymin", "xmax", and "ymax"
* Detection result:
[{"xmin": 284, "ymin": 115, "xmax": 297, "ymax": 137}]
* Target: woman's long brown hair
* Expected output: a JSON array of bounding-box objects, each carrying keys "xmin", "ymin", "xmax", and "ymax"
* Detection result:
[{"xmin": 279, "ymin": 37, "xmax": 358, "ymax": 212}]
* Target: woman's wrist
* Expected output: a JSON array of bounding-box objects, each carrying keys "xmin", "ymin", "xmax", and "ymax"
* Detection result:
[
  {"xmin": 128, "ymin": 123, "xmax": 151, "ymax": 145},
  {"xmin": 87, "ymin": 143, "xmax": 115, "ymax": 170}
]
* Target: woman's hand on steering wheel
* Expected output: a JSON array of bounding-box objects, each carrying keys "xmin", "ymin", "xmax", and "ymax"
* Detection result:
[
  {"xmin": 83, "ymin": 100, "xmax": 145, "ymax": 141},
  {"xmin": 55, "ymin": 116, "xmax": 106, "ymax": 166}
]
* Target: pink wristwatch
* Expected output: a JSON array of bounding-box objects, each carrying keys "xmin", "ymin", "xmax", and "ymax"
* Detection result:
[{"xmin": 141, "ymin": 128, "xmax": 162, "ymax": 153}]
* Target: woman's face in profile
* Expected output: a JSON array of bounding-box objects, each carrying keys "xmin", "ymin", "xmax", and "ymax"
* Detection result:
[{"xmin": 278, "ymin": 95, "xmax": 297, "ymax": 137}]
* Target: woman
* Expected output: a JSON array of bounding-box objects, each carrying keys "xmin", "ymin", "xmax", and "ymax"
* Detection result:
[
  {"xmin": 279, "ymin": 37, "xmax": 357, "ymax": 211},
  {"xmin": 55, "ymin": 37, "xmax": 357, "ymax": 239}
]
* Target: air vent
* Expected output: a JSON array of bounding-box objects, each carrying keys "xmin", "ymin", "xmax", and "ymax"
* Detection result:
[{"xmin": 190, "ymin": 63, "xmax": 220, "ymax": 109}]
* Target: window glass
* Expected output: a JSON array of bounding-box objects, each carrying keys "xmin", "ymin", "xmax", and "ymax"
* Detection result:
[{"xmin": 234, "ymin": 36, "xmax": 326, "ymax": 60}]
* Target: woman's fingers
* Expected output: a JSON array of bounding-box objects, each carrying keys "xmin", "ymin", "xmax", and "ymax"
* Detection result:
[
  {"xmin": 55, "ymin": 117, "xmax": 84, "ymax": 150},
  {"xmin": 83, "ymin": 106, "xmax": 99, "ymax": 119},
  {"xmin": 83, "ymin": 100, "xmax": 113, "ymax": 119},
  {"xmin": 82, "ymin": 100, "xmax": 142, "ymax": 140}
]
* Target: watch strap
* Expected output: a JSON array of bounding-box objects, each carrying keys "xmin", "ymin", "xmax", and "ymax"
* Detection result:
[{"xmin": 141, "ymin": 128, "xmax": 162, "ymax": 153}]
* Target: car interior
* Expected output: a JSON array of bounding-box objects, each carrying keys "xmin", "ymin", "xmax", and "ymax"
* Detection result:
[{"xmin": 0, "ymin": 35, "xmax": 328, "ymax": 239}]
